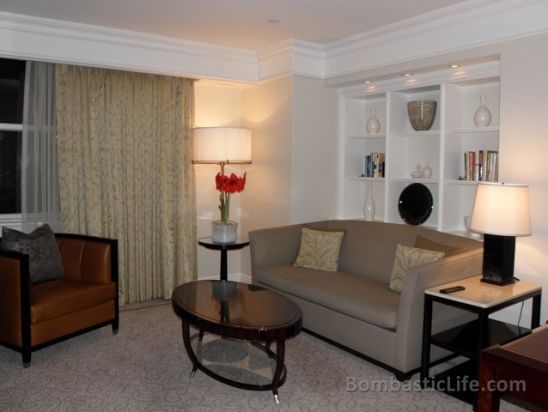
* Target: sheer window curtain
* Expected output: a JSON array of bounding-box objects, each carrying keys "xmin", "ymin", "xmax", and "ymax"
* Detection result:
[
  {"xmin": 55, "ymin": 65, "xmax": 197, "ymax": 304},
  {"xmin": 21, "ymin": 61, "xmax": 61, "ymax": 232}
]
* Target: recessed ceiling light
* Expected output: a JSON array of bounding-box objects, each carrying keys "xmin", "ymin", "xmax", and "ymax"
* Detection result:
[
  {"xmin": 450, "ymin": 64, "xmax": 459, "ymax": 68},
  {"xmin": 403, "ymin": 73, "xmax": 412, "ymax": 77},
  {"xmin": 268, "ymin": 19, "xmax": 280, "ymax": 24},
  {"xmin": 364, "ymin": 80, "xmax": 371, "ymax": 84}
]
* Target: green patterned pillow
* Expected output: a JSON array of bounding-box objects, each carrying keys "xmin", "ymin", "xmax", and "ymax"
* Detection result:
[
  {"xmin": 294, "ymin": 228, "xmax": 345, "ymax": 272},
  {"xmin": 389, "ymin": 244, "xmax": 444, "ymax": 293}
]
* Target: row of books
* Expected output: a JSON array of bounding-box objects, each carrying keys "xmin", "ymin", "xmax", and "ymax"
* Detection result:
[
  {"xmin": 463, "ymin": 150, "xmax": 499, "ymax": 181},
  {"xmin": 363, "ymin": 152, "xmax": 385, "ymax": 178}
]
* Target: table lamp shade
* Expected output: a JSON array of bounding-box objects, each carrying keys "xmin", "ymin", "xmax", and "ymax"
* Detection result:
[
  {"xmin": 193, "ymin": 127, "xmax": 251, "ymax": 164},
  {"xmin": 470, "ymin": 183, "xmax": 531, "ymax": 236}
]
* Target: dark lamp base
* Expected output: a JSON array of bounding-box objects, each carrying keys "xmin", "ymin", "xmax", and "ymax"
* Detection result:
[
  {"xmin": 480, "ymin": 277, "xmax": 515, "ymax": 286},
  {"xmin": 481, "ymin": 234, "xmax": 516, "ymax": 287}
]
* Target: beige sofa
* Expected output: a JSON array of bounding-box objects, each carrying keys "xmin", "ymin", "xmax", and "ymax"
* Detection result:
[{"xmin": 249, "ymin": 220, "xmax": 482, "ymax": 380}]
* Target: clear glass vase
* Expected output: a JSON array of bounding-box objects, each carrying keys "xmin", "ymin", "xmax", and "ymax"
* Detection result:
[{"xmin": 211, "ymin": 220, "xmax": 238, "ymax": 243}]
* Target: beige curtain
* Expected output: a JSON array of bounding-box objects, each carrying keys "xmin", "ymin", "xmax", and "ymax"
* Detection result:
[{"xmin": 55, "ymin": 65, "xmax": 196, "ymax": 304}]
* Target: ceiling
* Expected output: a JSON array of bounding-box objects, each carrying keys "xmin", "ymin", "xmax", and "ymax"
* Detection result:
[{"xmin": 0, "ymin": 0, "xmax": 469, "ymax": 50}]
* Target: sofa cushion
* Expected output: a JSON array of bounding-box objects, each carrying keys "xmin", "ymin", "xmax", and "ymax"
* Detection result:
[
  {"xmin": 257, "ymin": 265, "xmax": 400, "ymax": 330},
  {"xmin": 30, "ymin": 280, "xmax": 116, "ymax": 323},
  {"xmin": 389, "ymin": 244, "xmax": 444, "ymax": 293},
  {"xmin": 415, "ymin": 234, "xmax": 464, "ymax": 257},
  {"xmin": 294, "ymin": 227, "xmax": 344, "ymax": 272},
  {"xmin": 1, "ymin": 224, "xmax": 65, "ymax": 284}
]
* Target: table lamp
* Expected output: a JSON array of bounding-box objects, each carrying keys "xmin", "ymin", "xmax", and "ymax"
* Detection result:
[
  {"xmin": 192, "ymin": 127, "xmax": 251, "ymax": 173},
  {"xmin": 469, "ymin": 182, "xmax": 531, "ymax": 285}
]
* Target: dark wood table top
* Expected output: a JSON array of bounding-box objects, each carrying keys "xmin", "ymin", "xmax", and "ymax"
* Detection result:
[{"xmin": 172, "ymin": 280, "xmax": 302, "ymax": 341}]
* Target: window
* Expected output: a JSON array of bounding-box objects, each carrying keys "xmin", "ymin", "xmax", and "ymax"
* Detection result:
[{"xmin": 0, "ymin": 58, "xmax": 25, "ymax": 214}]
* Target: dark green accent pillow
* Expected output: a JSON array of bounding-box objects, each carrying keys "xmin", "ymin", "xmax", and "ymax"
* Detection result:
[{"xmin": 1, "ymin": 224, "xmax": 65, "ymax": 284}]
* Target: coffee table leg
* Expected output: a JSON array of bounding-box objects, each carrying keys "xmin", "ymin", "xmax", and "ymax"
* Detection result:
[
  {"xmin": 272, "ymin": 338, "xmax": 285, "ymax": 403},
  {"xmin": 181, "ymin": 320, "xmax": 199, "ymax": 376}
]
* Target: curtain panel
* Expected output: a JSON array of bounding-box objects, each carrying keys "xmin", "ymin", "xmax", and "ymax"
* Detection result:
[
  {"xmin": 22, "ymin": 61, "xmax": 61, "ymax": 232},
  {"xmin": 55, "ymin": 65, "xmax": 196, "ymax": 304}
]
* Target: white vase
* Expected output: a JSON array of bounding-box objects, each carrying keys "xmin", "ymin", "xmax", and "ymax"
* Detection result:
[
  {"xmin": 363, "ymin": 181, "xmax": 375, "ymax": 221},
  {"xmin": 366, "ymin": 108, "xmax": 381, "ymax": 135},
  {"xmin": 473, "ymin": 94, "xmax": 492, "ymax": 127},
  {"xmin": 422, "ymin": 164, "xmax": 432, "ymax": 179},
  {"xmin": 211, "ymin": 220, "xmax": 238, "ymax": 243}
]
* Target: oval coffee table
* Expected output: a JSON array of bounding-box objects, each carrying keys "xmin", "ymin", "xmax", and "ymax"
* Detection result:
[{"xmin": 171, "ymin": 280, "xmax": 302, "ymax": 403}]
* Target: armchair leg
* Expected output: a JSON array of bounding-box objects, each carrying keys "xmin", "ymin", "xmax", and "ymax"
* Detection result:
[
  {"xmin": 112, "ymin": 319, "xmax": 119, "ymax": 335},
  {"xmin": 22, "ymin": 351, "xmax": 31, "ymax": 368}
]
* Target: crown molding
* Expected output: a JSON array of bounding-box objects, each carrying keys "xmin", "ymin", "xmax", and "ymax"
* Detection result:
[
  {"xmin": 258, "ymin": 39, "xmax": 324, "ymax": 80},
  {"xmin": 0, "ymin": 12, "xmax": 258, "ymax": 82},
  {"xmin": 324, "ymin": 0, "xmax": 548, "ymax": 78},
  {"xmin": 0, "ymin": 0, "xmax": 546, "ymax": 83}
]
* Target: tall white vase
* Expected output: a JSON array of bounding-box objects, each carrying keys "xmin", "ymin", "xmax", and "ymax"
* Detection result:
[
  {"xmin": 363, "ymin": 181, "xmax": 375, "ymax": 221},
  {"xmin": 473, "ymin": 94, "xmax": 492, "ymax": 127},
  {"xmin": 366, "ymin": 108, "xmax": 381, "ymax": 135}
]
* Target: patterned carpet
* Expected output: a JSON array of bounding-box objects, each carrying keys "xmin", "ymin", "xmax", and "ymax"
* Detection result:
[{"xmin": 0, "ymin": 304, "xmax": 529, "ymax": 412}]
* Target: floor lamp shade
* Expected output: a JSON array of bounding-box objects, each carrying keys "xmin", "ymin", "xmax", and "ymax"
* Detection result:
[
  {"xmin": 193, "ymin": 127, "xmax": 251, "ymax": 164},
  {"xmin": 470, "ymin": 183, "xmax": 531, "ymax": 285}
]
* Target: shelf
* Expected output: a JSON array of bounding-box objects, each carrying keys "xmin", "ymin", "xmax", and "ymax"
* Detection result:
[
  {"xmin": 349, "ymin": 176, "xmax": 385, "ymax": 182},
  {"xmin": 445, "ymin": 179, "xmax": 478, "ymax": 186},
  {"xmin": 428, "ymin": 360, "xmax": 476, "ymax": 404},
  {"xmin": 391, "ymin": 177, "xmax": 439, "ymax": 184},
  {"xmin": 431, "ymin": 319, "xmax": 529, "ymax": 359},
  {"xmin": 446, "ymin": 127, "xmax": 499, "ymax": 135},
  {"xmin": 391, "ymin": 129, "xmax": 440, "ymax": 137},
  {"xmin": 347, "ymin": 134, "xmax": 386, "ymax": 140},
  {"xmin": 445, "ymin": 179, "xmax": 498, "ymax": 186}
]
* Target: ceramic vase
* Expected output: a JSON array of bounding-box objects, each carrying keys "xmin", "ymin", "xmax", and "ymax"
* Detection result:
[
  {"xmin": 366, "ymin": 108, "xmax": 381, "ymax": 135},
  {"xmin": 211, "ymin": 220, "xmax": 238, "ymax": 243},
  {"xmin": 473, "ymin": 94, "xmax": 492, "ymax": 127},
  {"xmin": 422, "ymin": 164, "xmax": 432, "ymax": 179},
  {"xmin": 363, "ymin": 181, "xmax": 375, "ymax": 221}
]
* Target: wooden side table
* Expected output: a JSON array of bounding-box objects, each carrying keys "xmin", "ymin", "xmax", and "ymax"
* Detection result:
[
  {"xmin": 198, "ymin": 237, "xmax": 249, "ymax": 281},
  {"xmin": 478, "ymin": 324, "xmax": 548, "ymax": 412},
  {"xmin": 420, "ymin": 275, "xmax": 541, "ymax": 404}
]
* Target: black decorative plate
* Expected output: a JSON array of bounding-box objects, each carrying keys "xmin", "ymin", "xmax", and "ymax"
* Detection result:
[{"xmin": 398, "ymin": 183, "xmax": 433, "ymax": 225}]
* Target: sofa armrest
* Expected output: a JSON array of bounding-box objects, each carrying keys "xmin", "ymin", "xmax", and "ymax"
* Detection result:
[
  {"xmin": 0, "ymin": 249, "xmax": 30, "ymax": 347},
  {"xmin": 56, "ymin": 234, "xmax": 118, "ymax": 284},
  {"xmin": 249, "ymin": 224, "xmax": 303, "ymax": 276},
  {"xmin": 394, "ymin": 248, "xmax": 482, "ymax": 371}
]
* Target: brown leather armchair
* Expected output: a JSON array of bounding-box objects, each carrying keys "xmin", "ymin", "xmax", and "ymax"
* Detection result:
[{"xmin": 0, "ymin": 233, "xmax": 119, "ymax": 366}]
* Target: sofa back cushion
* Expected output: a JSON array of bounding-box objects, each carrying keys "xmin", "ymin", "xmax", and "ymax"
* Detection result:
[{"xmin": 305, "ymin": 220, "xmax": 482, "ymax": 284}]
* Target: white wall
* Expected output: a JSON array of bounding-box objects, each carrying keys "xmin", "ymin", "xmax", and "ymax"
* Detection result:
[
  {"xmin": 194, "ymin": 80, "xmax": 247, "ymax": 281},
  {"xmin": 291, "ymin": 76, "xmax": 339, "ymax": 223},
  {"xmin": 241, "ymin": 75, "xmax": 294, "ymax": 275},
  {"xmin": 497, "ymin": 33, "xmax": 548, "ymax": 323}
]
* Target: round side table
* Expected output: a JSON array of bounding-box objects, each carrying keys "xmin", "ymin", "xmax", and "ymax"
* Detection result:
[{"xmin": 198, "ymin": 237, "xmax": 249, "ymax": 281}]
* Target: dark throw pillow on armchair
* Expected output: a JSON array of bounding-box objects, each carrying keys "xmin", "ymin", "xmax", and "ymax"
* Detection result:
[{"xmin": 1, "ymin": 224, "xmax": 65, "ymax": 283}]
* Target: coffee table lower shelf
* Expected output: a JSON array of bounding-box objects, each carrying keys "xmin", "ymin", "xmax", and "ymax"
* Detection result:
[{"xmin": 186, "ymin": 331, "xmax": 287, "ymax": 392}]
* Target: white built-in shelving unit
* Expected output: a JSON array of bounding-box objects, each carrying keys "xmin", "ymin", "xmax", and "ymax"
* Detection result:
[{"xmin": 337, "ymin": 61, "xmax": 500, "ymax": 235}]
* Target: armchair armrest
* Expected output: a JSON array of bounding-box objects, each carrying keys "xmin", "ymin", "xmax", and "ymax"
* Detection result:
[
  {"xmin": 395, "ymin": 249, "xmax": 482, "ymax": 371},
  {"xmin": 55, "ymin": 234, "xmax": 118, "ymax": 284},
  {"xmin": 249, "ymin": 224, "xmax": 303, "ymax": 274},
  {"xmin": 0, "ymin": 249, "xmax": 31, "ymax": 348}
]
